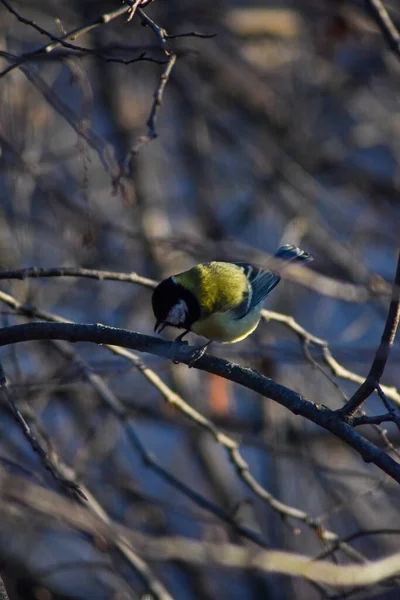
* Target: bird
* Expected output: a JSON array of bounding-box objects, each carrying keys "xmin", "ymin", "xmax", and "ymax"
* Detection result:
[{"xmin": 152, "ymin": 244, "xmax": 313, "ymax": 365}]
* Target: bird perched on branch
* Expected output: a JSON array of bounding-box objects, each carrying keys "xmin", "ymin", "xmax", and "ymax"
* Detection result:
[{"xmin": 152, "ymin": 244, "xmax": 312, "ymax": 365}]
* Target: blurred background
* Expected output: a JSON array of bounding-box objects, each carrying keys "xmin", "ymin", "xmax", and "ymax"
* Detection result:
[{"xmin": 0, "ymin": 0, "xmax": 400, "ymax": 598}]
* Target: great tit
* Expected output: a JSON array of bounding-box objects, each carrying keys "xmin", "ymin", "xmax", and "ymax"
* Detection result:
[{"xmin": 152, "ymin": 244, "xmax": 312, "ymax": 363}]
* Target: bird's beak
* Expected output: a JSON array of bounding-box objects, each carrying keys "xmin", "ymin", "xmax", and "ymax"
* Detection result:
[{"xmin": 154, "ymin": 320, "xmax": 166, "ymax": 334}]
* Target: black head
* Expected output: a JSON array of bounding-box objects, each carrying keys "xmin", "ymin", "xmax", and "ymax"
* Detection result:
[{"xmin": 152, "ymin": 277, "xmax": 201, "ymax": 333}]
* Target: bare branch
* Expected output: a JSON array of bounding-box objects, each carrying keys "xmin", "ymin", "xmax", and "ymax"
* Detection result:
[
  {"xmin": 262, "ymin": 309, "xmax": 400, "ymax": 405},
  {"xmin": 1, "ymin": 266, "xmax": 398, "ymax": 405},
  {"xmin": 365, "ymin": 0, "xmax": 400, "ymax": 61},
  {"xmin": 0, "ymin": 2, "xmax": 132, "ymax": 79},
  {"xmin": 352, "ymin": 413, "xmax": 394, "ymax": 426},
  {"xmin": 0, "ymin": 321, "xmax": 400, "ymax": 486},
  {"xmin": 0, "ymin": 470, "xmax": 399, "ymax": 589},
  {"xmin": 0, "ymin": 266, "xmax": 157, "ymax": 289},
  {"xmin": 0, "ymin": 257, "xmax": 381, "ymax": 302},
  {"xmin": 0, "ymin": 290, "xmax": 365, "ymax": 561},
  {"xmin": 339, "ymin": 252, "xmax": 400, "ymax": 417},
  {"xmin": 0, "ymin": 362, "xmax": 86, "ymax": 500},
  {"xmin": 166, "ymin": 32, "xmax": 217, "ymax": 40},
  {"xmin": 0, "ymin": 351, "xmax": 174, "ymax": 597},
  {"xmin": 127, "ymin": 9, "xmax": 178, "ymax": 154}
]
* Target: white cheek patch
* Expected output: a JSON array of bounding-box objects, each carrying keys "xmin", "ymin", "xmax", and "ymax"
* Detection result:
[{"xmin": 167, "ymin": 299, "xmax": 188, "ymax": 326}]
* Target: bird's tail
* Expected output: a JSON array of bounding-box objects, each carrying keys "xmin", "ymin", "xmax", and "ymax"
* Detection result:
[{"xmin": 274, "ymin": 244, "xmax": 313, "ymax": 265}]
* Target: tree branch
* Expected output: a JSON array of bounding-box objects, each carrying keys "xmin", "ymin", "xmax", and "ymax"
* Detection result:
[
  {"xmin": 262, "ymin": 309, "xmax": 400, "ymax": 405},
  {"xmin": 1, "ymin": 265, "xmax": 398, "ymax": 404},
  {"xmin": 0, "ymin": 1, "xmax": 132, "ymax": 79},
  {"xmin": 0, "ymin": 289, "xmax": 366, "ymax": 560},
  {"xmin": 351, "ymin": 413, "xmax": 394, "ymax": 426},
  {"xmin": 126, "ymin": 9, "xmax": 177, "ymax": 155},
  {"xmin": 338, "ymin": 252, "xmax": 400, "ymax": 417},
  {"xmin": 0, "ymin": 347, "xmax": 91, "ymax": 498},
  {"xmin": 0, "ymin": 266, "xmax": 156, "ymax": 288},
  {"xmin": 0, "ymin": 469, "xmax": 399, "ymax": 589},
  {"xmin": 0, "ymin": 322, "xmax": 400, "ymax": 485},
  {"xmin": 365, "ymin": 0, "xmax": 400, "ymax": 61}
]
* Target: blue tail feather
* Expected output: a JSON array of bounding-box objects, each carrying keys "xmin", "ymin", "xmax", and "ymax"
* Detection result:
[
  {"xmin": 274, "ymin": 244, "xmax": 313, "ymax": 264},
  {"xmin": 233, "ymin": 245, "xmax": 312, "ymax": 318}
]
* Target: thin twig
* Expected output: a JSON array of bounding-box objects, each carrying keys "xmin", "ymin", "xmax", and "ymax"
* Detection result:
[
  {"xmin": 365, "ymin": 0, "xmax": 400, "ymax": 61},
  {"xmin": 0, "ymin": 469, "xmax": 397, "ymax": 588},
  {"xmin": 115, "ymin": 7, "xmax": 178, "ymax": 185},
  {"xmin": 262, "ymin": 309, "xmax": 400, "ymax": 405},
  {"xmin": 0, "ymin": 2, "xmax": 127, "ymax": 76},
  {"xmin": 0, "ymin": 1, "xmax": 210, "ymax": 80},
  {"xmin": 302, "ymin": 338, "xmax": 348, "ymax": 403},
  {"xmin": 0, "ymin": 2, "xmax": 132, "ymax": 79},
  {"xmin": 125, "ymin": 0, "xmax": 145, "ymax": 22},
  {"xmin": 76, "ymin": 488, "xmax": 175, "ymax": 600},
  {"xmin": 50, "ymin": 339, "xmax": 270, "ymax": 549},
  {"xmin": 0, "ymin": 466, "xmax": 174, "ymax": 599},
  {"xmin": 0, "ymin": 341, "xmax": 173, "ymax": 597},
  {"xmin": 315, "ymin": 527, "xmax": 400, "ymax": 561},
  {"xmin": 376, "ymin": 384, "xmax": 400, "ymax": 432},
  {"xmin": 129, "ymin": 9, "xmax": 177, "ymax": 154},
  {"xmin": 267, "ymin": 311, "xmax": 400, "ymax": 454},
  {"xmin": 124, "ymin": 0, "xmax": 155, "ymax": 10},
  {"xmin": 0, "ymin": 266, "xmax": 157, "ymax": 288},
  {"xmin": 166, "ymin": 32, "xmax": 217, "ymax": 39},
  {"xmin": 0, "ymin": 363, "xmax": 86, "ymax": 500},
  {"xmin": 338, "ymin": 252, "xmax": 400, "ymax": 417},
  {"xmin": 352, "ymin": 413, "xmax": 394, "ymax": 426}
]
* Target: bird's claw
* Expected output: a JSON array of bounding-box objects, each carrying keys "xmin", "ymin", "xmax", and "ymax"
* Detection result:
[
  {"xmin": 169, "ymin": 338, "xmax": 211, "ymax": 367},
  {"xmin": 170, "ymin": 339, "xmax": 189, "ymax": 364},
  {"xmin": 187, "ymin": 343, "xmax": 211, "ymax": 368}
]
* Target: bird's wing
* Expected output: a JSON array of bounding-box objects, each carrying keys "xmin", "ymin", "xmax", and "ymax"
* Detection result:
[{"xmin": 232, "ymin": 263, "xmax": 280, "ymax": 319}]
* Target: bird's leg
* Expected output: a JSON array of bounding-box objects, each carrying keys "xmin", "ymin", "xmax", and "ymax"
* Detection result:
[
  {"xmin": 175, "ymin": 330, "xmax": 189, "ymax": 343},
  {"xmin": 188, "ymin": 340, "xmax": 212, "ymax": 368},
  {"xmin": 171, "ymin": 330, "xmax": 190, "ymax": 364}
]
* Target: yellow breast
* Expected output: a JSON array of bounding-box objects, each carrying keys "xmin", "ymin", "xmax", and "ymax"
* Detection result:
[
  {"xmin": 191, "ymin": 308, "xmax": 261, "ymax": 343},
  {"xmin": 174, "ymin": 262, "xmax": 259, "ymax": 343},
  {"xmin": 175, "ymin": 262, "xmax": 248, "ymax": 315}
]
